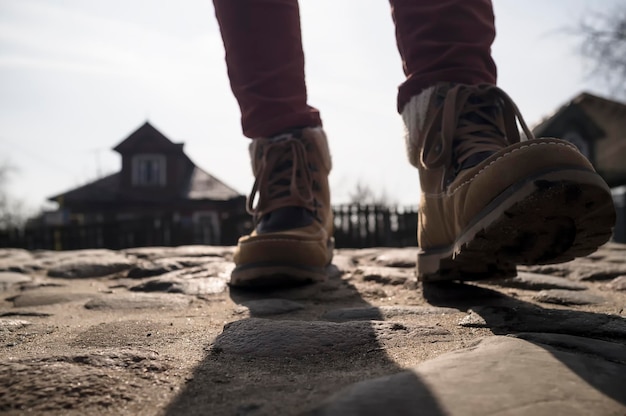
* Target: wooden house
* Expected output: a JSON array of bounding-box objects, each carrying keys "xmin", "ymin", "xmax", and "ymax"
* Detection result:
[
  {"xmin": 532, "ymin": 92, "xmax": 626, "ymax": 187},
  {"xmin": 44, "ymin": 122, "xmax": 247, "ymax": 247},
  {"xmin": 533, "ymin": 92, "xmax": 626, "ymax": 242}
]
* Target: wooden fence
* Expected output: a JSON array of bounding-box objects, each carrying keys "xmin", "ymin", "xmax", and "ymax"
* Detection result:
[
  {"xmin": 0, "ymin": 214, "xmax": 251, "ymax": 251},
  {"xmin": 333, "ymin": 204, "xmax": 418, "ymax": 248},
  {"xmin": 0, "ymin": 205, "xmax": 419, "ymax": 250}
]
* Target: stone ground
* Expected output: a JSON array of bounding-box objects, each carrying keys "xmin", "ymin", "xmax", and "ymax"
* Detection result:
[{"xmin": 1, "ymin": 244, "xmax": 625, "ymax": 415}]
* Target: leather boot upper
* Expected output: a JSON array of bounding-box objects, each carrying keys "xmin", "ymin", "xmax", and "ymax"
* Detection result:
[
  {"xmin": 403, "ymin": 83, "xmax": 596, "ymax": 249},
  {"xmin": 234, "ymin": 127, "xmax": 333, "ymax": 267}
]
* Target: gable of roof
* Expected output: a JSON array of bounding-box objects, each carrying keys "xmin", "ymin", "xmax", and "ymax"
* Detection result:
[
  {"xmin": 48, "ymin": 122, "xmax": 243, "ymax": 204},
  {"xmin": 532, "ymin": 92, "xmax": 606, "ymax": 140},
  {"xmin": 49, "ymin": 166, "xmax": 242, "ymax": 204},
  {"xmin": 575, "ymin": 92, "xmax": 626, "ymax": 115},
  {"xmin": 113, "ymin": 121, "xmax": 184, "ymax": 154},
  {"xmin": 184, "ymin": 166, "xmax": 242, "ymax": 201}
]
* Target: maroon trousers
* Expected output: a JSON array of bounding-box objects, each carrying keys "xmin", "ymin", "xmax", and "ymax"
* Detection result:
[{"xmin": 213, "ymin": 0, "xmax": 496, "ymax": 138}]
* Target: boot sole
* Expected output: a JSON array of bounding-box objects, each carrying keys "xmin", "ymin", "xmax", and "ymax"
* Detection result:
[
  {"xmin": 417, "ymin": 169, "xmax": 616, "ymax": 282},
  {"xmin": 230, "ymin": 238, "xmax": 335, "ymax": 288}
]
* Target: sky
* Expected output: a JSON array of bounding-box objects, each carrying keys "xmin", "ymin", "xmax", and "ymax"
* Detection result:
[{"xmin": 0, "ymin": 0, "xmax": 623, "ymax": 216}]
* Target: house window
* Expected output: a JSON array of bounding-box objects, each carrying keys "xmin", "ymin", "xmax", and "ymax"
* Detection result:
[{"xmin": 132, "ymin": 154, "xmax": 166, "ymax": 186}]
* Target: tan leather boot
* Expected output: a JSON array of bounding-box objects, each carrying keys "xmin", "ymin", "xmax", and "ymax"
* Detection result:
[
  {"xmin": 403, "ymin": 83, "xmax": 616, "ymax": 282},
  {"xmin": 231, "ymin": 127, "xmax": 334, "ymax": 287}
]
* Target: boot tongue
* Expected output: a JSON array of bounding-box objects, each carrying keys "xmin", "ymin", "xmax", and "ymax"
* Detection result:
[
  {"xmin": 256, "ymin": 206, "xmax": 314, "ymax": 234},
  {"xmin": 450, "ymin": 93, "xmax": 506, "ymax": 174},
  {"xmin": 255, "ymin": 134, "xmax": 317, "ymax": 233},
  {"xmin": 247, "ymin": 130, "xmax": 316, "ymax": 221},
  {"xmin": 456, "ymin": 150, "xmax": 496, "ymax": 172}
]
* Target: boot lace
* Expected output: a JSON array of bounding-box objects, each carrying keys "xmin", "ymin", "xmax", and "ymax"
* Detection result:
[
  {"xmin": 247, "ymin": 134, "xmax": 315, "ymax": 218},
  {"xmin": 421, "ymin": 84, "xmax": 535, "ymax": 173}
]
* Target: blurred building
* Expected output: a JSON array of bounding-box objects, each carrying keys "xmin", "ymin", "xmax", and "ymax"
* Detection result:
[
  {"xmin": 532, "ymin": 92, "xmax": 626, "ymax": 187},
  {"xmin": 533, "ymin": 92, "xmax": 626, "ymax": 242},
  {"xmin": 35, "ymin": 122, "xmax": 248, "ymax": 248}
]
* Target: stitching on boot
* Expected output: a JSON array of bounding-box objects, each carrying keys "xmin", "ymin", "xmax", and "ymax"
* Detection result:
[
  {"xmin": 422, "ymin": 141, "xmax": 578, "ymax": 197},
  {"xmin": 450, "ymin": 141, "xmax": 577, "ymax": 194}
]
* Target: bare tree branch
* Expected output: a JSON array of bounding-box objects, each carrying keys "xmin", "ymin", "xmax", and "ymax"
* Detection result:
[
  {"xmin": 347, "ymin": 180, "xmax": 396, "ymax": 207},
  {"xmin": 575, "ymin": 5, "xmax": 626, "ymax": 98},
  {"xmin": 0, "ymin": 161, "xmax": 25, "ymax": 230}
]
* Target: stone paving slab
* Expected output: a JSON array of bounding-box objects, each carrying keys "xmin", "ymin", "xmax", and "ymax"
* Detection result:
[
  {"xmin": 309, "ymin": 336, "xmax": 626, "ymax": 416},
  {"xmin": 0, "ymin": 243, "xmax": 625, "ymax": 415}
]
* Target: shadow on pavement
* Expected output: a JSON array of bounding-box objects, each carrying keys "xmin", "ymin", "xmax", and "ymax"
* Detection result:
[
  {"xmin": 163, "ymin": 273, "xmax": 626, "ymax": 415},
  {"xmin": 422, "ymin": 281, "xmax": 626, "ymax": 407},
  {"xmin": 164, "ymin": 270, "xmax": 447, "ymax": 416}
]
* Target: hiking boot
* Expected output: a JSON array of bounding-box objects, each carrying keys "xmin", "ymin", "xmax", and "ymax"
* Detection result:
[
  {"xmin": 402, "ymin": 83, "xmax": 616, "ymax": 282},
  {"xmin": 230, "ymin": 127, "xmax": 334, "ymax": 287}
]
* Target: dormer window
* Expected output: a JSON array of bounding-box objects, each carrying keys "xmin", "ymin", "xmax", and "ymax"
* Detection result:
[{"xmin": 132, "ymin": 154, "xmax": 166, "ymax": 186}]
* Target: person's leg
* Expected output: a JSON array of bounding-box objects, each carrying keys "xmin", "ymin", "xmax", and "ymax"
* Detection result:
[
  {"xmin": 390, "ymin": 0, "xmax": 616, "ymax": 282},
  {"xmin": 213, "ymin": 0, "xmax": 333, "ymax": 287},
  {"xmin": 391, "ymin": 0, "xmax": 496, "ymax": 112},
  {"xmin": 213, "ymin": 0, "xmax": 321, "ymax": 138}
]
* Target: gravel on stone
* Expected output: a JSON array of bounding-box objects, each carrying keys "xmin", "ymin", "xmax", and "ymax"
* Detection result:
[
  {"xmin": 523, "ymin": 258, "xmax": 626, "ymax": 281},
  {"xmin": 374, "ymin": 249, "xmax": 418, "ymax": 268},
  {"xmin": 47, "ymin": 251, "xmax": 134, "ymax": 278},
  {"xmin": 130, "ymin": 276, "xmax": 228, "ymax": 296},
  {"xmin": 534, "ymin": 289, "xmax": 606, "ymax": 305},
  {"xmin": 122, "ymin": 245, "xmax": 232, "ymax": 260},
  {"xmin": 605, "ymin": 275, "xmax": 626, "ymax": 291},
  {"xmin": 323, "ymin": 305, "xmax": 459, "ymax": 322},
  {"xmin": 492, "ymin": 271, "xmax": 588, "ymax": 291},
  {"xmin": 234, "ymin": 299, "xmax": 305, "ymax": 317},
  {"xmin": 0, "ymin": 243, "xmax": 624, "ymax": 415},
  {"xmin": 8, "ymin": 291, "xmax": 94, "ymax": 307},
  {"xmin": 127, "ymin": 256, "xmax": 225, "ymax": 278},
  {"xmin": 211, "ymin": 318, "xmax": 449, "ymax": 358},
  {"xmin": 355, "ymin": 266, "xmax": 414, "ymax": 285},
  {"xmin": 84, "ymin": 292, "xmax": 192, "ymax": 310},
  {"xmin": 0, "ymin": 271, "xmax": 32, "ymax": 291},
  {"xmin": 459, "ymin": 305, "xmax": 626, "ymax": 338},
  {"xmin": 0, "ymin": 318, "xmax": 31, "ymax": 331},
  {"xmin": 309, "ymin": 336, "xmax": 626, "ymax": 416},
  {"xmin": 0, "ymin": 349, "xmax": 172, "ymax": 413}
]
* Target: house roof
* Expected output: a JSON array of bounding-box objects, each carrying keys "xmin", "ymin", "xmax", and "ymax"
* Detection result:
[
  {"xmin": 532, "ymin": 92, "xmax": 606, "ymax": 140},
  {"xmin": 185, "ymin": 166, "xmax": 242, "ymax": 200},
  {"xmin": 49, "ymin": 167, "xmax": 241, "ymax": 204},
  {"xmin": 49, "ymin": 172, "xmax": 121, "ymax": 203},
  {"xmin": 49, "ymin": 122, "xmax": 242, "ymax": 204},
  {"xmin": 532, "ymin": 92, "xmax": 626, "ymax": 140},
  {"xmin": 574, "ymin": 92, "xmax": 626, "ymax": 113},
  {"xmin": 113, "ymin": 121, "xmax": 185, "ymax": 154},
  {"xmin": 531, "ymin": 92, "xmax": 626, "ymax": 188}
]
